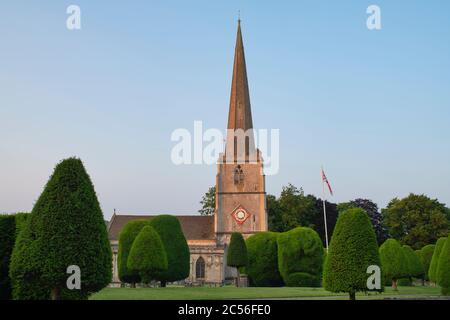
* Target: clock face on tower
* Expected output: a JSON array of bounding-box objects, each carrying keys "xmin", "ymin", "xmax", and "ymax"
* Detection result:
[{"xmin": 231, "ymin": 205, "xmax": 250, "ymax": 225}]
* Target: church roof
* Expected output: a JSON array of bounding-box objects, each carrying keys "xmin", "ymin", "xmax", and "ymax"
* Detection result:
[{"xmin": 108, "ymin": 214, "xmax": 215, "ymax": 241}]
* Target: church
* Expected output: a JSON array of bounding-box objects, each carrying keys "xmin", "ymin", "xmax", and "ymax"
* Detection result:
[{"xmin": 108, "ymin": 20, "xmax": 268, "ymax": 285}]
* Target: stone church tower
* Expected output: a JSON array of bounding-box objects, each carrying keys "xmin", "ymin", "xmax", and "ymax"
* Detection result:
[
  {"xmin": 108, "ymin": 20, "xmax": 268, "ymax": 286},
  {"xmin": 215, "ymin": 20, "xmax": 268, "ymax": 247}
]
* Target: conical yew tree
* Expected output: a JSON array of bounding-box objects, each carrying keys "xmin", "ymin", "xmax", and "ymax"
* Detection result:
[
  {"xmin": 127, "ymin": 226, "xmax": 168, "ymax": 284},
  {"xmin": 323, "ymin": 208, "xmax": 381, "ymax": 300},
  {"xmin": 118, "ymin": 220, "xmax": 149, "ymax": 286},
  {"xmin": 149, "ymin": 215, "xmax": 190, "ymax": 287},
  {"xmin": 9, "ymin": 158, "xmax": 112, "ymax": 300}
]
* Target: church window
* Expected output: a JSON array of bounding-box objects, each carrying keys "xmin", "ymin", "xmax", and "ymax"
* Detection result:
[
  {"xmin": 234, "ymin": 166, "xmax": 244, "ymax": 184},
  {"xmin": 196, "ymin": 257, "xmax": 206, "ymax": 279}
]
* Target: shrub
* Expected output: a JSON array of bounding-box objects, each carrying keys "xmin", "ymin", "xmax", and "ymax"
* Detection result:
[
  {"xmin": 277, "ymin": 227, "xmax": 324, "ymax": 287},
  {"xmin": 418, "ymin": 244, "xmax": 435, "ymax": 281},
  {"xmin": 379, "ymin": 239, "xmax": 408, "ymax": 290},
  {"xmin": 227, "ymin": 233, "xmax": 248, "ymax": 268},
  {"xmin": 285, "ymin": 272, "xmax": 320, "ymax": 287},
  {"xmin": 0, "ymin": 215, "xmax": 16, "ymax": 300},
  {"xmin": 149, "ymin": 215, "xmax": 190, "ymax": 286},
  {"xmin": 403, "ymin": 245, "xmax": 424, "ymax": 279},
  {"xmin": 245, "ymin": 232, "xmax": 283, "ymax": 287},
  {"xmin": 323, "ymin": 208, "xmax": 381, "ymax": 300},
  {"xmin": 437, "ymin": 236, "xmax": 450, "ymax": 295},
  {"xmin": 118, "ymin": 220, "xmax": 149, "ymax": 285},
  {"xmin": 127, "ymin": 226, "xmax": 168, "ymax": 284},
  {"xmin": 9, "ymin": 158, "xmax": 112, "ymax": 300},
  {"xmin": 429, "ymin": 237, "xmax": 447, "ymax": 283}
]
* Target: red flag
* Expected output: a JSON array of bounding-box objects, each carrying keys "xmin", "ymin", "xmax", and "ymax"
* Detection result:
[{"xmin": 322, "ymin": 168, "xmax": 333, "ymax": 196}]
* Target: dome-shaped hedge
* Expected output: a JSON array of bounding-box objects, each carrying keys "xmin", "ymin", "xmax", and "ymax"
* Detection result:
[
  {"xmin": 117, "ymin": 220, "xmax": 149, "ymax": 285},
  {"xmin": 127, "ymin": 226, "xmax": 168, "ymax": 284},
  {"xmin": 245, "ymin": 232, "xmax": 283, "ymax": 287},
  {"xmin": 379, "ymin": 239, "xmax": 408, "ymax": 290},
  {"xmin": 277, "ymin": 227, "xmax": 324, "ymax": 287}
]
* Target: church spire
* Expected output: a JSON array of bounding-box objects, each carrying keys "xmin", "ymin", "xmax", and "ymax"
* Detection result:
[
  {"xmin": 227, "ymin": 19, "xmax": 253, "ymax": 132},
  {"xmin": 225, "ymin": 19, "xmax": 257, "ymax": 161}
]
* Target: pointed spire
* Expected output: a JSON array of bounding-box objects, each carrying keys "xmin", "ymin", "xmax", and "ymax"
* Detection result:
[
  {"xmin": 227, "ymin": 19, "xmax": 253, "ymax": 132},
  {"xmin": 225, "ymin": 19, "xmax": 256, "ymax": 161}
]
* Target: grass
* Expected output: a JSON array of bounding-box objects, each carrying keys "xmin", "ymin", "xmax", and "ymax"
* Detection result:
[{"xmin": 90, "ymin": 285, "xmax": 443, "ymax": 300}]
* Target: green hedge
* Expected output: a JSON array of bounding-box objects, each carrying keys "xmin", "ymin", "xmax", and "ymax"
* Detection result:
[
  {"xmin": 418, "ymin": 244, "xmax": 435, "ymax": 281},
  {"xmin": 379, "ymin": 239, "xmax": 408, "ymax": 288},
  {"xmin": 403, "ymin": 245, "xmax": 424, "ymax": 278},
  {"xmin": 245, "ymin": 232, "xmax": 283, "ymax": 287},
  {"xmin": 149, "ymin": 215, "xmax": 190, "ymax": 285},
  {"xmin": 9, "ymin": 158, "xmax": 112, "ymax": 300},
  {"xmin": 127, "ymin": 226, "xmax": 168, "ymax": 284},
  {"xmin": 429, "ymin": 237, "xmax": 447, "ymax": 283},
  {"xmin": 437, "ymin": 236, "xmax": 450, "ymax": 295},
  {"xmin": 0, "ymin": 215, "xmax": 16, "ymax": 300},
  {"xmin": 227, "ymin": 233, "xmax": 248, "ymax": 268},
  {"xmin": 323, "ymin": 208, "xmax": 381, "ymax": 299},
  {"xmin": 277, "ymin": 227, "xmax": 324, "ymax": 287},
  {"xmin": 118, "ymin": 220, "xmax": 149, "ymax": 284}
]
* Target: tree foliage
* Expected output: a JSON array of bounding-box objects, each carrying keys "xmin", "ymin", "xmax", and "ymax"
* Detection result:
[
  {"xmin": 338, "ymin": 199, "xmax": 388, "ymax": 245},
  {"xmin": 402, "ymin": 245, "xmax": 424, "ymax": 278},
  {"xmin": 429, "ymin": 237, "xmax": 447, "ymax": 283},
  {"xmin": 245, "ymin": 232, "xmax": 283, "ymax": 287},
  {"xmin": 267, "ymin": 184, "xmax": 339, "ymax": 246},
  {"xmin": 382, "ymin": 194, "xmax": 449, "ymax": 249},
  {"xmin": 277, "ymin": 227, "xmax": 324, "ymax": 287},
  {"xmin": 9, "ymin": 158, "xmax": 112, "ymax": 300},
  {"xmin": 227, "ymin": 233, "xmax": 248, "ymax": 268},
  {"xmin": 0, "ymin": 215, "xmax": 16, "ymax": 300},
  {"xmin": 323, "ymin": 208, "xmax": 381, "ymax": 300},
  {"xmin": 118, "ymin": 220, "xmax": 149, "ymax": 284},
  {"xmin": 127, "ymin": 226, "xmax": 168, "ymax": 284},
  {"xmin": 379, "ymin": 239, "xmax": 408, "ymax": 288},
  {"xmin": 437, "ymin": 236, "xmax": 450, "ymax": 295},
  {"xmin": 198, "ymin": 186, "xmax": 216, "ymax": 216},
  {"xmin": 149, "ymin": 215, "xmax": 190, "ymax": 285},
  {"xmin": 418, "ymin": 244, "xmax": 435, "ymax": 281}
]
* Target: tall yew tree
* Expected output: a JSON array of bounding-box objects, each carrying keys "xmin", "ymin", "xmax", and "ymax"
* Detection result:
[
  {"xmin": 10, "ymin": 158, "xmax": 112, "ymax": 300},
  {"xmin": 323, "ymin": 208, "xmax": 381, "ymax": 300},
  {"xmin": 149, "ymin": 215, "xmax": 190, "ymax": 287}
]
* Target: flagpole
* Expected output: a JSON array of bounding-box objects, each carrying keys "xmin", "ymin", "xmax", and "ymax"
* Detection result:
[{"xmin": 322, "ymin": 166, "xmax": 329, "ymax": 252}]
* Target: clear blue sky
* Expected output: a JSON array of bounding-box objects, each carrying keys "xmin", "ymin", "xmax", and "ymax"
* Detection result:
[{"xmin": 1, "ymin": 1, "xmax": 450, "ymax": 220}]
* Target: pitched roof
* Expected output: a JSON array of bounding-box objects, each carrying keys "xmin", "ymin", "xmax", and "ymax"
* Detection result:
[{"xmin": 108, "ymin": 214, "xmax": 215, "ymax": 241}]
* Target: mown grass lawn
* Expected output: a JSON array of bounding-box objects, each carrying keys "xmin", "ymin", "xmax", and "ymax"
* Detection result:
[{"xmin": 90, "ymin": 285, "xmax": 443, "ymax": 300}]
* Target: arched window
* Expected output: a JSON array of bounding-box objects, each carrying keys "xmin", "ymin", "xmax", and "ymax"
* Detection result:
[
  {"xmin": 234, "ymin": 165, "xmax": 244, "ymax": 185},
  {"xmin": 196, "ymin": 257, "xmax": 206, "ymax": 279}
]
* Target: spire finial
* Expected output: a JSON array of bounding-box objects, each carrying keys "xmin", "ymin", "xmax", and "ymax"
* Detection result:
[{"xmin": 238, "ymin": 10, "xmax": 241, "ymax": 24}]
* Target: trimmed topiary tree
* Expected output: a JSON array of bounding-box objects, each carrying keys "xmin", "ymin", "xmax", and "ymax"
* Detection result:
[
  {"xmin": 418, "ymin": 244, "xmax": 435, "ymax": 282},
  {"xmin": 127, "ymin": 226, "xmax": 168, "ymax": 284},
  {"xmin": 429, "ymin": 237, "xmax": 447, "ymax": 284},
  {"xmin": 227, "ymin": 233, "xmax": 248, "ymax": 286},
  {"xmin": 403, "ymin": 245, "xmax": 424, "ymax": 280},
  {"xmin": 277, "ymin": 227, "xmax": 324, "ymax": 287},
  {"xmin": 117, "ymin": 220, "xmax": 149, "ymax": 287},
  {"xmin": 379, "ymin": 239, "xmax": 408, "ymax": 290},
  {"xmin": 0, "ymin": 215, "xmax": 16, "ymax": 300},
  {"xmin": 148, "ymin": 215, "xmax": 190, "ymax": 287},
  {"xmin": 245, "ymin": 232, "xmax": 283, "ymax": 287},
  {"xmin": 9, "ymin": 158, "xmax": 112, "ymax": 300},
  {"xmin": 437, "ymin": 236, "xmax": 450, "ymax": 295},
  {"xmin": 323, "ymin": 208, "xmax": 381, "ymax": 300}
]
